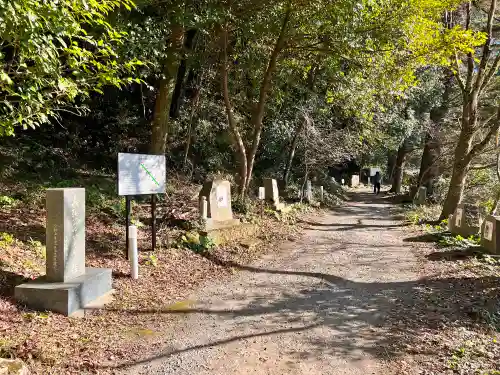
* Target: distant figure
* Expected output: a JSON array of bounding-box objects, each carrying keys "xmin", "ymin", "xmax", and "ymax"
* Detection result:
[{"xmin": 373, "ymin": 171, "xmax": 381, "ymax": 194}]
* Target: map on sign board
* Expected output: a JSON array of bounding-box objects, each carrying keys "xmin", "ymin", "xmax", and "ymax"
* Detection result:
[{"xmin": 118, "ymin": 153, "xmax": 166, "ymax": 196}]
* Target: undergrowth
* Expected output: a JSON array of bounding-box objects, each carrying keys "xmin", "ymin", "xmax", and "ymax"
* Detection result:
[{"xmin": 404, "ymin": 203, "xmax": 442, "ymax": 224}]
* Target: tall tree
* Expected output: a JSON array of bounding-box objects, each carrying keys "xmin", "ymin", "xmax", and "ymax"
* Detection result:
[
  {"xmin": 150, "ymin": 25, "xmax": 185, "ymax": 154},
  {"xmin": 0, "ymin": 0, "xmax": 141, "ymax": 135},
  {"xmin": 220, "ymin": 0, "xmax": 471, "ymax": 196},
  {"xmin": 440, "ymin": 0, "xmax": 500, "ymax": 220}
]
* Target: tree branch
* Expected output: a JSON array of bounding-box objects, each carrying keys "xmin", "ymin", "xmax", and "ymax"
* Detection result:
[
  {"xmin": 465, "ymin": 2, "xmax": 475, "ymax": 93},
  {"xmin": 480, "ymin": 51, "xmax": 500, "ymax": 93},
  {"xmin": 470, "ymin": 163, "xmax": 496, "ymax": 170},
  {"xmin": 466, "ymin": 105, "xmax": 500, "ymax": 162},
  {"xmin": 473, "ymin": 0, "xmax": 497, "ymax": 94},
  {"xmin": 453, "ymin": 52, "xmax": 466, "ymax": 93}
]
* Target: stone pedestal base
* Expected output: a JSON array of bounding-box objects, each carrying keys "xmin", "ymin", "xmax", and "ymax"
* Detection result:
[
  {"xmin": 15, "ymin": 267, "xmax": 112, "ymax": 316},
  {"xmin": 273, "ymin": 202, "xmax": 285, "ymax": 211},
  {"xmin": 204, "ymin": 218, "xmax": 241, "ymax": 231}
]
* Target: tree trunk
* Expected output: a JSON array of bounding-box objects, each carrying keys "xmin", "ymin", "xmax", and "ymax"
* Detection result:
[
  {"xmin": 418, "ymin": 72, "xmax": 452, "ymax": 196},
  {"xmin": 283, "ymin": 118, "xmax": 307, "ymax": 187},
  {"xmin": 150, "ymin": 25, "xmax": 184, "ymax": 155},
  {"xmin": 182, "ymin": 84, "xmax": 201, "ymax": 170},
  {"xmin": 439, "ymin": 0, "xmax": 500, "ymax": 219},
  {"xmin": 440, "ymin": 161, "xmax": 470, "ymax": 219},
  {"xmin": 439, "ymin": 105, "xmax": 500, "ymax": 220},
  {"xmin": 220, "ymin": 29, "xmax": 248, "ymax": 197},
  {"xmin": 390, "ymin": 140, "xmax": 410, "ymax": 194},
  {"xmin": 170, "ymin": 29, "xmax": 197, "ymax": 119},
  {"xmin": 418, "ymin": 132, "xmax": 441, "ymax": 196},
  {"xmin": 244, "ymin": 7, "xmax": 291, "ymax": 192},
  {"xmin": 387, "ymin": 151, "xmax": 397, "ymax": 182}
]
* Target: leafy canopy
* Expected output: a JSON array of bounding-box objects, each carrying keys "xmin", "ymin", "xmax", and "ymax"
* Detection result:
[{"xmin": 0, "ymin": 0, "xmax": 143, "ymax": 135}]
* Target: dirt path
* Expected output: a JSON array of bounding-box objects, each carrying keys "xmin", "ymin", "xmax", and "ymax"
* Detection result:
[{"xmin": 123, "ymin": 191, "xmax": 421, "ymax": 375}]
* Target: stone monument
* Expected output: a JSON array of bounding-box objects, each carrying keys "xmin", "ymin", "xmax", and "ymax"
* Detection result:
[
  {"xmin": 408, "ymin": 185, "xmax": 418, "ymax": 201},
  {"xmin": 351, "ymin": 175, "xmax": 360, "ymax": 187},
  {"xmin": 480, "ymin": 215, "xmax": 500, "ymax": 254},
  {"xmin": 447, "ymin": 214, "xmax": 454, "ymax": 232},
  {"xmin": 414, "ymin": 186, "xmax": 427, "ymax": 205},
  {"xmin": 263, "ymin": 178, "xmax": 284, "ymax": 210},
  {"xmin": 450, "ymin": 203, "xmax": 480, "ymax": 237},
  {"xmin": 199, "ymin": 180, "xmax": 240, "ymax": 231},
  {"xmin": 15, "ymin": 188, "xmax": 112, "ymax": 316},
  {"xmin": 305, "ymin": 180, "xmax": 313, "ymax": 203}
]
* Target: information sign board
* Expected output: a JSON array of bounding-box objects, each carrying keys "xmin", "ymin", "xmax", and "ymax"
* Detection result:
[{"xmin": 118, "ymin": 153, "xmax": 166, "ymax": 196}]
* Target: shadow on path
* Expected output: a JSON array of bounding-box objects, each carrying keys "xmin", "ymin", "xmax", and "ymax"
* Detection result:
[
  {"xmin": 90, "ymin": 190, "xmax": 499, "ymax": 372},
  {"xmin": 94, "ymin": 261, "xmax": 499, "ymax": 370}
]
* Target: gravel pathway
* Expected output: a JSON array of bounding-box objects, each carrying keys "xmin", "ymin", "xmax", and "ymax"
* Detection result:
[{"xmin": 124, "ymin": 191, "xmax": 419, "ymax": 375}]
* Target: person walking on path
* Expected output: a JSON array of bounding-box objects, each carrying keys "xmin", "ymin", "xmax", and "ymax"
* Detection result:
[{"xmin": 373, "ymin": 171, "xmax": 381, "ymax": 194}]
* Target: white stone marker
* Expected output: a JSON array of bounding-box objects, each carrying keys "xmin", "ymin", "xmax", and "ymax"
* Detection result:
[
  {"xmin": 200, "ymin": 196, "xmax": 208, "ymax": 220},
  {"xmin": 258, "ymin": 187, "xmax": 265, "ymax": 200},
  {"xmin": 128, "ymin": 225, "xmax": 139, "ymax": 280},
  {"xmin": 15, "ymin": 188, "xmax": 112, "ymax": 316},
  {"xmin": 46, "ymin": 188, "xmax": 86, "ymax": 282},
  {"xmin": 306, "ymin": 180, "xmax": 313, "ymax": 203}
]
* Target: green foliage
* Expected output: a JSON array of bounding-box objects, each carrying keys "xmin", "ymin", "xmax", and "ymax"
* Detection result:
[
  {"xmin": 447, "ymin": 338, "xmax": 500, "ymax": 373},
  {"xmin": 283, "ymin": 183, "xmax": 301, "ymax": 201},
  {"xmin": 145, "ymin": 253, "xmax": 158, "ymax": 267},
  {"xmin": 405, "ymin": 204, "xmax": 442, "ymax": 224},
  {"xmin": 27, "ymin": 237, "xmax": 46, "ymax": 259},
  {"xmin": 179, "ymin": 232, "xmax": 216, "ymax": 254},
  {"xmin": 448, "ymin": 342, "xmax": 470, "ymax": 370},
  {"xmin": 130, "ymin": 218, "xmax": 145, "ymax": 228},
  {"xmin": 437, "ymin": 234, "xmax": 480, "ymax": 249},
  {"xmin": 0, "ymin": 195, "xmax": 17, "ymax": 207},
  {"xmin": 0, "ymin": 337, "xmax": 14, "ymax": 359},
  {"xmin": 232, "ymin": 197, "xmax": 255, "ymax": 215},
  {"xmin": 0, "ymin": 232, "xmax": 15, "ymax": 247},
  {"xmin": 0, "ymin": 0, "xmax": 142, "ymax": 134}
]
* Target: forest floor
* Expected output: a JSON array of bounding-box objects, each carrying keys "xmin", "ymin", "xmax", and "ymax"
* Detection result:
[
  {"xmin": 110, "ymin": 189, "xmax": 499, "ymax": 375},
  {"xmin": 1, "ymin": 184, "xmax": 499, "ymax": 374},
  {"xmin": 0, "ymin": 172, "xmax": 315, "ymax": 374}
]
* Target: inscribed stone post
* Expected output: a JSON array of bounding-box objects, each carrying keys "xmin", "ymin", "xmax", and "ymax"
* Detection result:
[
  {"xmin": 451, "ymin": 203, "xmax": 480, "ymax": 237},
  {"xmin": 258, "ymin": 187, "xmax": 265, "ymax": 200},
  {"xmin": 15, "ymin": 188, "xmax": 112, "ymax": 316},
  {"xmin": 448, "ymin": 214, "xmax": 454, "ymax": 232},
  {"xmin": 351, "ymin": 175, "xmax": 360, "ymax": 187},
  {"xmin": 306, "ymin": 180, "xmax": 313, "ymax": 203},
  {"xmin": 199, "ymin": 196, "xmax": 208, "ymax": 220},
  {"xmin": 414, "ymin": 186, "xmax": 427, "ymax": 205},
  {"xmin": 199, "ymin": 180, "xmax": 240, "ymax": 230},
  {"xmin": 481, "ymin": 216, "xmax": 500, "ymax": 254},
  {"xmin": 263, "ymin": 178, "xmax": 279, "ymax": 204},
  {"xmin": 46, "ymin": 188, "xmax": 86, "ymax": 282}
]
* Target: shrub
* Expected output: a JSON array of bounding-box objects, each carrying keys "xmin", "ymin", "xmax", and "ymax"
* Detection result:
[
  {"xmin": 0, "ymin": 195, "xmax": 17, "ymax": 207},
  {"xmin": 179, "ymin": 231, "xmax": 216, "ymax": 254},
  {"xmin": 0, "ymin": 232, "xmax": 15, "ymax": 247}
]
